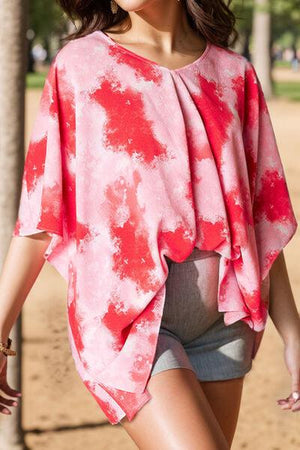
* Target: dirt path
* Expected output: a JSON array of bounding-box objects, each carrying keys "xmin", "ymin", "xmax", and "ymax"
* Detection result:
[{"xmin": 16, "ymin": 69, "xmax": 300, "ymax": 449}]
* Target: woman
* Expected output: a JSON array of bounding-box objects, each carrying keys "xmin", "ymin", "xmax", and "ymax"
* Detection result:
[{"xmin": 0, "ymin": 0, "xmax": 299, "ymax": 448}]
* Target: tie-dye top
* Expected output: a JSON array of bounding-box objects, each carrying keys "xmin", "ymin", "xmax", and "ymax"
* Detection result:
[{"xmin": 12, "ymin": 30, "xmax": 298, "ymax": 424}]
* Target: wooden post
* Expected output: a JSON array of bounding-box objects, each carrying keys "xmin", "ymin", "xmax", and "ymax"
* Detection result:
[
  {"xmin": 252, "ymin": 0, "xmax": 273, "ymax": 99},
  {"xmin": 0, "ymin": 1, "xmax": 28, "ymax": 448}
]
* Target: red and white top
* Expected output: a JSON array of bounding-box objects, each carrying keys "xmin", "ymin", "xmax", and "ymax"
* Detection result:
[{"xmin": 12, "ymin": 30, "xmax": 298, "ymax": 424}]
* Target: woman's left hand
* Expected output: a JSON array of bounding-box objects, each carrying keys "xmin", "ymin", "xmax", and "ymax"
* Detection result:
[{"xmin": 277, "ymin": 338, "xmax": 300, "ymax": 412}]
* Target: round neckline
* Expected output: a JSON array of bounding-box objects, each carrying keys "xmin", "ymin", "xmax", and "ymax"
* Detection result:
[{"xmin": 93, "ymin": 29, "xmax": 211, "ymax": 73}]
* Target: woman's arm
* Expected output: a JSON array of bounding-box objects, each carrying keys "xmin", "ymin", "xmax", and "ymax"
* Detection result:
[
  {"xmin": 269, "ymin": 249, "xmax": 300, "ymax": 412},
  {"xmin": 268, "ymin": 249, "xmax": 300, "ymax": 344},
  {"xmin": 0, "ymin": 232, "xmax": 51, "ymax": 342}
]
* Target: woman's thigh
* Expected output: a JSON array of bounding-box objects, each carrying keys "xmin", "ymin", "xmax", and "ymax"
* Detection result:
[
  {"xmin": 199, "ymin": 376, "xmax": 245, "ymax": 448},
  {"xmin": 120, "ymin": 367, "xmax": 230, "ymax": 450}
]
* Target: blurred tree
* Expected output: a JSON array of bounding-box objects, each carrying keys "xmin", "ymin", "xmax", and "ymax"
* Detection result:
[
  {"xmin": 232, "ymin": 0, "xmax": 253, "ymax": 58},
  {"xmin": 252, "ymin": 0, "xmax": 272, "ymax": 98},
  {"xmin": 232, "ymin": 0, "xmax": 300, "ymax": 98},
  {"xmin": 0, "ymin": 1, "xmax": 28, "ymax": 447},
  {"xmin": 232, "ymin": 0, "xmax": 300, "ymax": 59},
  {"xmin": 29, "ymin": 0, "xmax": 64, "ymax": 39},
  {"xmin": 272, "ymin": 0, "xmax": 300, "ymax": 60},
  {"xmin": 28, "ymin": 0, "xmax": 68, "ymax": 71}
]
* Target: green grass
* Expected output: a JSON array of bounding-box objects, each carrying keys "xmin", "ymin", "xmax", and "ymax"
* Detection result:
[
  {"xmin": 273, "ymin": 81, "xmax": 300, "ymax": 102},
  {"xmin": 273, "ymin": 60, "xmax": 292, "ymax": 69},
  {"xmin": 26, "ymin": 71, "xmax": 47, "ymax": 89}
]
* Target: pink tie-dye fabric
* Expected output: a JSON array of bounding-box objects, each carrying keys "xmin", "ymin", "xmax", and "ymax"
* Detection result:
[{"xmin": 12, "ymin": 30, "xmax": 298, "ymax": 424}]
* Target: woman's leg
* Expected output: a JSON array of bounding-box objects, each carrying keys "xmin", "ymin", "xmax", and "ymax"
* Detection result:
[
  {"xmin": 120, "ymin": 367, "xmax": 230, "ymax": 450},
  {"xmin": 199, "ymin": 376, "xmax": 245, "ymax": 448}
]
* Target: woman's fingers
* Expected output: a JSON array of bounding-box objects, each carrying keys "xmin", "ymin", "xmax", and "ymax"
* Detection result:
[
  {"xmin": 280, "ymin": 342, "xmax": 300, "ymax": 412},
  {"xmin": 0, "ymin": 357, "xmax": 22, "ymax": 414},
  {"xmin": 277, "ymin": 391, "xmax": 300, "ymax": 411},
  {"xmin": 277, "ymin": 396, "xmax": 292, "ymax": 409},
  {"xmin": 290, "ymin": 367, "xmax": 300, "ymax": 399},
  {"xmin": 0, "ymin": 389, "xmax": 20, "ymax": 415},
  {"xmin": 290, "ymin": 390, "xmax": 300, "ymax": 412},
  {"xmin": 279, "ymin": 403, "xmax": 291, "ymax": 410},
  {"xmin": 0, "ymin": 395, "xmax": 18, "ymax": 407},
  {"xmin": 0, "ymin": 381, "xmax": 22, "ymax": 399},
  {"xmin": 0, "ymin": 404, "xmax": 11, "ymax": 415},
  {"xmin": 291, "ymin": 398, "xmax": 300, "ymax": 412}
]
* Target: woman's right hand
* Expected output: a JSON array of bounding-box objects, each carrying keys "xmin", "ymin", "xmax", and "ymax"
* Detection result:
[
  {"xmin": 0, "ymin": 234, "xmax": 51, "ymax": 415},
  {"xmin": 0, "ymin": 353, "xmax": 22, "ymax": 415}
]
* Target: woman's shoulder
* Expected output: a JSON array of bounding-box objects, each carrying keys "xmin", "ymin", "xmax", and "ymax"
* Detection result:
[
  {"xmin": 207, "ymin": 43, "xmax": 253, "ymax": 82},
  {"xmin": 200, "ymin": 43, "xmax": 260, "ymax": 104},
  {"xmin": 208, "ymin": 42, "xmax": 253, "ymax": 77},
  {"xmin": 53, "ymin": 31, "xmax": 105, "ymax": 73}
]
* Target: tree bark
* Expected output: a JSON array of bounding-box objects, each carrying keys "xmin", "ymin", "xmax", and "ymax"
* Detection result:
[
  {"xmin": 252, "ymin": 0, "xmax": 273, "ymax": 99},
  {"xmin": 0, "ymin": 1, "xmax": 28, "ymax": 448}
]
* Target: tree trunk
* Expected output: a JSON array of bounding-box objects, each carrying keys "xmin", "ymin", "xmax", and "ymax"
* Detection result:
[
  {"xmin": 252, "ymin": 0, "xmax": 273, "ymax": 99},
  {"xmin": 232, "ymin": 29, "xmax": 251, "ymax": 61},
  {"xmin": 0, "ymin": 1, "xmax": 28, "ymax": 448}
]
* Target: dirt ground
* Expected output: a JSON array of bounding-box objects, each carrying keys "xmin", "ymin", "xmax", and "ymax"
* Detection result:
[{"xmin": 5, "ymin": 67, "xmax": 300, "ymax": 449}]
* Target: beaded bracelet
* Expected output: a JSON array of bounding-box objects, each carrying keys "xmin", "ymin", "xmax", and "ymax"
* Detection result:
[{"xmin": 0, "ymin": 338, "xmax": 16, "ymax": 356}]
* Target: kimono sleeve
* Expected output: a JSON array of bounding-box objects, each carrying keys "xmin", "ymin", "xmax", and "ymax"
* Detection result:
[
  {"xmin": 243, "ymin": 61, "xmax": 298, "ymax": 282},
  {"xmin": 12, "ymin": 56, "xmax": 66, "ymax": 264}
]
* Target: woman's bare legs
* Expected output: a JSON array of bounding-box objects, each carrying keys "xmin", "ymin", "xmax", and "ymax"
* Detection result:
[
  {"xmin": 120, "ymin": 368, "xmax": 230, "ymax": 450},
  {"xmin": 199, "ymin": 377, "xmax": 245, "ymax": 448}
]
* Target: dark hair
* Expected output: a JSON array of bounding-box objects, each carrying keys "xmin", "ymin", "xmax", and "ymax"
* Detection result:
[{"xmin": 57, "ymin": 0, "xmax": 238, "ymax": 48}]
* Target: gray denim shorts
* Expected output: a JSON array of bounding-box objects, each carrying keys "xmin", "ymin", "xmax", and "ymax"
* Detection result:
[{"xmin": 150, "ymin": 248, "xmax": 256, "ymax": 381}]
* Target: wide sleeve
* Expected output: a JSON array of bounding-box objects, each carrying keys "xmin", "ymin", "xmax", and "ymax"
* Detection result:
[
  {"xmin": 243, "ymin": 60, "xmax": 298, "ymax": 282},
  {"xmin": 12, "ymin": 55, "xmax": 66, "ymax": 265}
]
